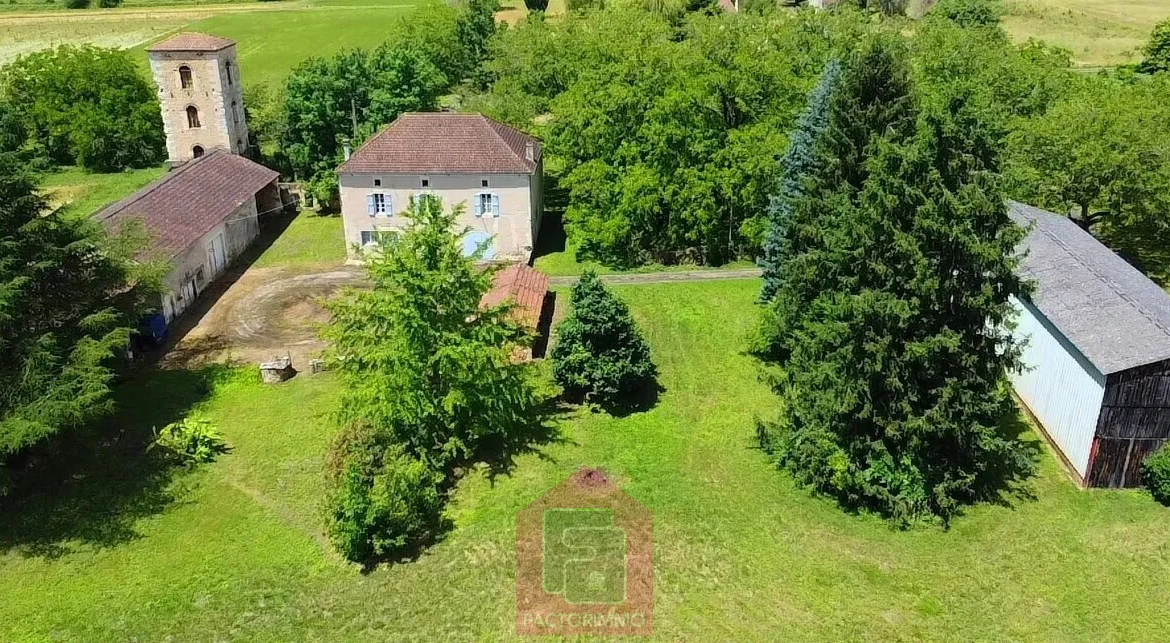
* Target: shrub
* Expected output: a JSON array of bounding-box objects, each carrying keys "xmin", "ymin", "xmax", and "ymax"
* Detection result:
[
  {"xmin": 930, "ymin": 0, "xmax": 1001, "ymax": 28},
  {"xmin": 325, "ymin": 424, "xmax": 445, "ymax": 563},
  {"xmin": 97, "ymin": 0, "xmax": 121, "ymax": 6},
  {"xmin": 152, "ymin": 418, "xmax": 227, "ymax": 464},
  {"xmin": 1139, "ymin": 18, "xmax": 1170, "ymax": 74},
  {"xmin": 1141, "ymin": 442, "xmax": 1170, "ymax": 505},
  {"xmin": 551, "ymin": 270, "xmax": 657, "ymax": 411},
  {"xmin": 64, "ymin": 0, "xmax": 89, "ymax": 8}
]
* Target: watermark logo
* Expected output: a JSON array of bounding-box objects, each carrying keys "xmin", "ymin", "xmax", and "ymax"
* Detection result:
[{"xmin": 516, "ymin": 467, "xmax": 652, "ymax": 636}]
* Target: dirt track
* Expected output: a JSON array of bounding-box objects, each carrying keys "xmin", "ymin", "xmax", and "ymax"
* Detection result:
[{"xmin": 161, "ymin": 263, "xmax": 761, "ymax": 369}]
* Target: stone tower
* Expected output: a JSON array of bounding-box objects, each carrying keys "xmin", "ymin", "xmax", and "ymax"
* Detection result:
[{"xmin": 148, "ymin": 32, "xmax": 249, "ymax": 166}]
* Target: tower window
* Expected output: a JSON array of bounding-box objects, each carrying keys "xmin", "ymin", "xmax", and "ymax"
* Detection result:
[
  {"xmin": 179, "ymin": 65, "xmax": 193, "ymax": 89},
  {"xmin": 192, "ymin": 145, "xmax": 205, "ymax": 158},
  {"xmin": 186, "ymin": 106, "xmax": 201, "ymax": 128},
  {"xmin": 232, "ymin": 101, "xmax": 239, "ymax": 124},
  {"xmin": 225, "ymin": 61, "xmax": 233, "ymax": 86}
]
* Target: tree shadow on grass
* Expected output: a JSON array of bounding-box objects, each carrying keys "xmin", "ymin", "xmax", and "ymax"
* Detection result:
[
  {"xmin": 970, "ymin": 410, "xmax": 1043, "ymax": 510},
  {"xmin": 0, "ymin": 366, "xmax": 231, "ymax": 559},
  {"xmin": 475, "ymin": 396, "xmax": 575, "ymax": 486}
]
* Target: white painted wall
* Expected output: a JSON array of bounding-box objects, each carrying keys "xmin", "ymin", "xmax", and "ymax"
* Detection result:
[
  {"xmin": 160, "ymin": 196, "xmax": 260, "ymax": 321},
  {"xmin": 338, "ymin": 172, "xmax": 539, "ymax": 261},
  {"xmin": 1009, "ymin": 296, "xmax": 1105, "ymax": 478}
]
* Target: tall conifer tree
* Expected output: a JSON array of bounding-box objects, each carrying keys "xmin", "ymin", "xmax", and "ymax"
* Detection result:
[
  {"xmin": 759, "ymin": 39, "xmax": 1032, "ymax": 524},
  {"xmin": 759, "ymin": 60, "xmax": 840, "ymax": 303}
]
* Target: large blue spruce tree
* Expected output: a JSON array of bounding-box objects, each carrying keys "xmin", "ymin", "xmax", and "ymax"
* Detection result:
[{"xmin": 758, "ymin": 60, "xmax": 840, "ymax": 303}]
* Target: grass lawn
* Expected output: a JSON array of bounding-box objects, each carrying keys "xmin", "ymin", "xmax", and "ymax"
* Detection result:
[
  {"xmin": 2, "ymin": 279, "xmax": 1170, "ymax": 640},
  {"xmin": 39, "ymin": 164, "xmax": 167, "ymax": 218},
  {"xmin": 1001, "ymin": 0, "xmax": 1170, "ymax": 67},
  {"xmin": 251, "ymin": 209, "xmax": 347, "ymax": 268}
]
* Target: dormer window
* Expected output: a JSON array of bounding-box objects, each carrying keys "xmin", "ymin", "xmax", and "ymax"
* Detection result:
[{"xmin": 179, "ymin": 65, "xmax": 193, "ymax": 89}]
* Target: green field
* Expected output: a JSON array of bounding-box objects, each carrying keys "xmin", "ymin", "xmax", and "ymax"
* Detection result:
[
  {"xmin": 3, "ymin": 279, "xmax": 1169, "ymax": 640},
  {"xmin": 251, "ymin": 209, "xmax": 347, "ymax": 268},
  {"xmin": 40, "ymin": 164, "xmax": 167, "ymax": 218},
  {"xmin": 1002, "ymin": 0, "xmax": 1170, "ymax": 66},
  {"xmin": 1, "ymin": 0, "xmax": 426, "ymax": 86}
]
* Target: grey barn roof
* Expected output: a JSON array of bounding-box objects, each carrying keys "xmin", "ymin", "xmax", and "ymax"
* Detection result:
[{"xmin": 1010, "ymin": 201, "xmax": 1170, "ymax": 375}]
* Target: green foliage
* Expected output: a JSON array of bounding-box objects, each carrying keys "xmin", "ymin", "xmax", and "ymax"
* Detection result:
[
  {"xmin": 1141, "ymin": 442, "xmax": 1170, "ymax": 505},
  {"xmin": 97, "ymin": 0, "xmax": 122, "ymax": 7},
  {"xmin": 324, "ymin": 423, "xmax": 445, "ymax": 563},
  {"xmin": 551, "ymin": 271, "xmax": 657, "ymax": 410},
  {"xmin": 323, "ymin": 196, "xmax": 551, "ymax": 472},
  {"xmin": 1138, "ymin": 18, "xmax": 1170, "ymax": 74},
  {"xmin": 928, "ymin": 0, "xmax": 1001, "ymax": 29},
  {"xmin": 1003, "ymin": 77, "xmax": 1170, "ymax": 236},
  {"xmin": 480, "ymin": 7, "xmax": 868, "ymax": 268},
  {"xmin": 281, "ymin": 44, "xmax": 446, "ymax": 195},
  {"xmin": 0, "ymin": 153, "xmax": 163, "ymax": 476},
  {"xmin": 759, "ymin": 60, "xmax": 840, "ymax": 303},
  {"xmin": 758, "ymin": 39, "xmax": 1033, "ymax": 525},
  {"xmin": 152, "ymin": 418, "xmax": 227, "ymax": 465},
  {"xmin": 0, "ymin": 46, "xmax": 164, "ymax": 172},
  {"xmin": 64, "ymin": 0, "xmax": 89, "ymax": 8}
]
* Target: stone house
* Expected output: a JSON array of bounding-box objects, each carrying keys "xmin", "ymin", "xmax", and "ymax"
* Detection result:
[
  {"xmin": 97, "ymin": 150, "xmax": 282, "ymax": 322},
  {"xmin": 148, "ymin": 32, "xmax": 250, "ymax": 166},
  {"xmin": 336, "ymin": 113, "xmax": 543, "ymax": 262}
]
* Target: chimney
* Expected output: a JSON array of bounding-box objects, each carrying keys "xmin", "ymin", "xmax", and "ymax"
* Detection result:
[
  {"xmin": 343, "ymin": 144, "xmax": 352, "ymax": 161},
  {"xmin": 525, "ymin": 141, "xmax": 535, "ymax": 162}
]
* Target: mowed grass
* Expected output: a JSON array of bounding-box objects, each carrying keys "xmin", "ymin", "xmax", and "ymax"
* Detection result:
[
  {"xmin": 3, "ymin": 279, "xmax": 1170, "ymax": 640},
  {"xmin": 1002, "ymin": 0, "xmax": 1170, "ymax": 66},
  {"xmin": 1, "ymin": 0, "xmax": 426, "ymax": 82},
  {"xmin": 40, "ymin": 164, "xmax": 167, "ymax": 218},
  {"xmin": 251, "ymin": 209, "xmax": 347, "ymax": 268}
]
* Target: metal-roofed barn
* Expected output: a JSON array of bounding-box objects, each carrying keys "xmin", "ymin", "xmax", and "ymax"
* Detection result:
[{"xmin": 1009, "ymin": 201, "xmax": 1170, "ymax": 487}]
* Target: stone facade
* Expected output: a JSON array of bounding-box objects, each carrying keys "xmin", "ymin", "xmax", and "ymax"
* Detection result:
[
  {"xmin": 161, "ymin": 196, "xmax": 260, "ymax": 321},
  {"xmin": 338, "ymin": 168, "xmax": 543, "ymax": 262},
  {"xmin": 149, "ymin": 45, "xmax": 249, "ymax": 166}
]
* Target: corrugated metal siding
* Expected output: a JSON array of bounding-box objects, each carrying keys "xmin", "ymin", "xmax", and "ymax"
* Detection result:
[{"xmin": 1009, "ymin": 297, "xmax": 1105, "ymax": 478}]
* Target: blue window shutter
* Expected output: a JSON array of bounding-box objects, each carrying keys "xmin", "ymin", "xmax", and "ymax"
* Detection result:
[
  {"xmin": 473, "ymin": 194, "xmax": 483, "ymax": 218},
  {"xmin": 366, "ymin": 194, "xmax": 376, "ymax": 216},
  {"xmin": 491, "ymin": 193, "xmax": 500, "ymax": 218}
]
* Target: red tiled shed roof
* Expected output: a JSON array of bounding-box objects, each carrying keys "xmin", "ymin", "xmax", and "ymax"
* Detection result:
[
  {"xmin": 338, "ymin": 113, "xmax": 541, "ymax": 175},
  {"xmin": 96, "ymin": 150, "xmax": 278, "ymax": 261},
  {"xmin": 148, "ymin": 32, "xmax": 236, "ymax": 53},
  {"xmin": 481, "ymin": 264, "xmax": 549, "ymax": 328}
]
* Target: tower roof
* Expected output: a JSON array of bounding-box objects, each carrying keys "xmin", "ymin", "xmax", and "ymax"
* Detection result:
[{"xmin": 148, "ymin": 32, "xmax": 236, "ymax": 53}]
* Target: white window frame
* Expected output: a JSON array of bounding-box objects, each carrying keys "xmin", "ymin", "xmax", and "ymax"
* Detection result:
[
  {"xmin": 366, "ymin": 193, "xmax": 390, "ymax": 217},
  {"xmin": 473, "ymin": 192, "xmax": 499, "ymax": 218}
]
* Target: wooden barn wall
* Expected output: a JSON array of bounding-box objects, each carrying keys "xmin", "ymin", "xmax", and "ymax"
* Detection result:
[{"xmin": 1088, "ymin": 359, "xmax": 1170, "ymax": 487}]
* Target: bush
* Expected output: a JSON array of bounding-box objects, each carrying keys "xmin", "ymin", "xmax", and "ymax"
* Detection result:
[
  {"xmin": 1139, "ymin": 18, "xmax": 1170, "ymax": 74},
  {"xmin": 929, "ymin": 0, "xmax": 1000, "ymax": 28},
  {"xmin": 325, "ymin": 424, "xmax": 445, "ymax": 563},
  {"xmin": 97, "ymin": 0, "xmax": 121, "ymax": 6},
  {"xmin": 1141, "ymin": 442, "xmax": 1170, "ymax": 505},
  {"xmin": 152, "ymin": 418, "xmax": 227, "ymax": 464},
  {"xmin": 64, "ymin": 0, "xmax": 89, "ymax": 8},
  {"xmin": 551, "ymin": 270, "xmax": 657, "ymax": 411}
]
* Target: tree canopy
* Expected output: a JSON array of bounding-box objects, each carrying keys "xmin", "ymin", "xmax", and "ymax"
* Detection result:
[
  {"xmin": 0, "ymin": 153, "xmax": 162, "ymax": 487},
  {"xmin": 0, "ymin": 46, "xmax": 165, "ymax": 172}
]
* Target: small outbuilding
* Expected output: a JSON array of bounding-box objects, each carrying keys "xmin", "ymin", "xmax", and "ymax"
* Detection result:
[
  {"xmin": 97, "ymin": 149, "xmax": 282, "ymax": 322},
  {"xmin": 481, "ymin": 263, "xmax": 552, "ymax": 359},
  {"xmin": 1009, "ymin": 202, "xmax": 1170, "ymax": 487}
]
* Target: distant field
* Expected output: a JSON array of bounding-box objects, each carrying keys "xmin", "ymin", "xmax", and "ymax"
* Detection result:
[
  {"xmin": 41, "ymin": 165, "xmax": 167, "ymax": 218},
  {"xmin": 1002, "ymin": 0, "xmax": 1170, "ymax": 66},
  {"xmin": 1, "ymin": 0, "xmax": 425, "ymax": 85}
]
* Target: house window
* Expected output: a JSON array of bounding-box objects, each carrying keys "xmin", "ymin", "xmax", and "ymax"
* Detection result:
[
  {"xmin": 421, "ymin": 178, "xmax": 430, "ymax": 188},
  {"xmin": 474, "ymin": 192, "xmax": 499, "ymax": 218},
  {"xmin": 186, "ymin": 106, "xmax": 201, "ymax": 128},
  {"xmin": 374, "ymin": 179, "xmax": 381, "ymax": 187},
  {"xmin": 361, "ymin": 230, "xmax": 397, "ymax": 246},
  {"xmin": 225, "ymin": 60, "xmax": 233, "ymax": 86},
  {"xmin": 482, "ymin": 179, "xmax": 489, "ymax": 188},
  {"xmin": 179, "ymin": 65, "xmax": 193, "ymax": 89},
  {"xmin": 366, "ymin": 193, "xmax": 389, "ymax": 216},
  {"xmin": 192, "ymin": 145, "xmax": 205, "ymax": 158}
]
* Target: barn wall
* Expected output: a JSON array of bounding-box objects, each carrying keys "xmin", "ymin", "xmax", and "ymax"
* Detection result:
[
  {"xmin": 1009, "ymin": 296, "xmax": 1106, "ymax": 479},
  {"xmin": 1088, "ymin": 360, "xmax": 1170, "ymax": 487}
]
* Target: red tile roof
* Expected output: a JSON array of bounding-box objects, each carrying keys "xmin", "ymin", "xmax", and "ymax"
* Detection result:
[
  {"xmin": 338, "ymin": 113, "xmax": 541, "ymax": 175},
  {"xmin": 148, "ymin": 32, "xmax": 236, "ymax": 53},
  {"xmin": 481, "ymin": 264, "xmax": 549, "ymax": 328},
  {"xmin": 97, "ymin": 150, "xmax": 279, "ymax": 261}
]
